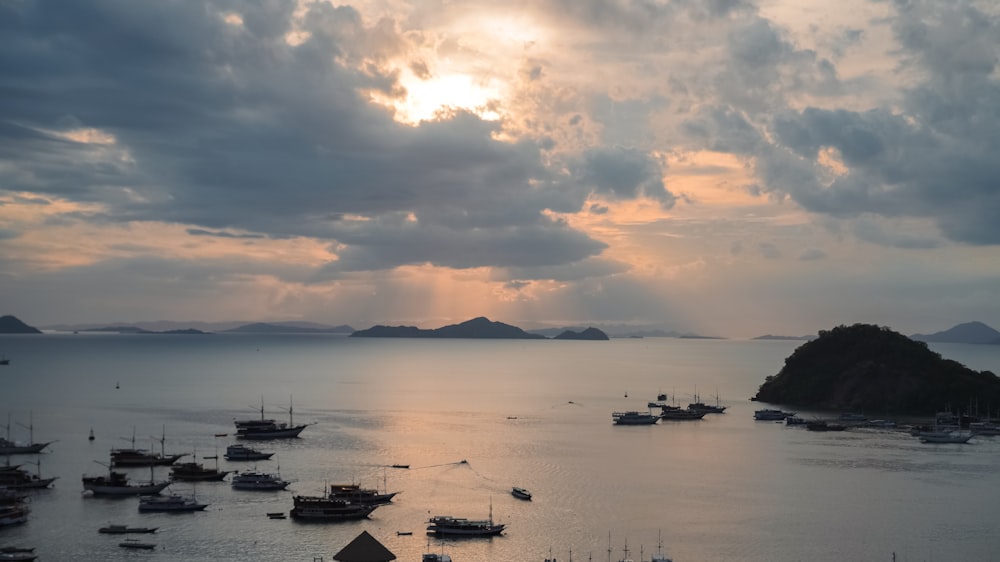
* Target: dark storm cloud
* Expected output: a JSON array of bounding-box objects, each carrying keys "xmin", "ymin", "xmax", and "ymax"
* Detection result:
[
  {"xmin": 0, "ymin": 0, "xmax": 628, "ymax": 275},
  {"xmin": 575, "ymin": 147, "xmax": 676, "ymax": 206}
]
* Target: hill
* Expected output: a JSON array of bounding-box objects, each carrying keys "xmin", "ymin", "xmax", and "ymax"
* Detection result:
[
  {"xmin": 553, "ymin": 327, "xmax": 610, "ymax": 340},
  {"xmin": 0, "ymin": 315, "xmax": 42, "ymax": 334},
  {"xmin": 910, "ymin": 321, "xmax": 1000, "ymax": 345},
  {"xmin": 351, "ymin": 317, "xmax": 546, "ymax": 339},
  {"xmin": 752, "ymin": 323, "xmax": 1000, "ymax": 414}
]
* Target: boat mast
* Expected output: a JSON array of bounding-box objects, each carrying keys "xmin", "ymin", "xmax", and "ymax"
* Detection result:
[{"xmin": 15, "ymin": 412, "xmax": 35, "ymax": 444}]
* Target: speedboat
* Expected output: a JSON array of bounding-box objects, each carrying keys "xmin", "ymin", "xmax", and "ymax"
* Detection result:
[
  {"xmin": 137, "ymin": 494, "xmax": 208, "ymax": 512},
  {"xmin": 754, "ymin": 409, "xmax": 794, "ymax": 421},
  {"xmin": 231, "ymin": 470, "xmax": 290, "ymax": 491},
  {"xmin": 224, "ymin": 443, "xmax": 274, "ymax": 461},
  {"xmin": 611, "ymin": 411, "xmax": 659, "ymax": 425},
  {"xmin": 511, "ymin": 487, "xmax": 532, "ymax": 500}
]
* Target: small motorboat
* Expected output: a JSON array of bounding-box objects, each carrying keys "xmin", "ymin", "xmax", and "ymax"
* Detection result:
[
  {"xmin": 396, "ymin": 531, "xmax": 413, "ymax": 536},
  {"xmin": 267, "ymin": 512, "xmax": 286, "ymax": 519},
  {"xmin": 511, "ymin": 486, "xmax": 532, "ymax": 501},
  {"xmin": 391, "ymin": 464, "xmax": 410, "ymax": 469}
]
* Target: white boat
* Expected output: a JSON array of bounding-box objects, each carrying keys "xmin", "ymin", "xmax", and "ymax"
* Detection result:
[
  {"xmin": 224, "ymin": 443, "xmax": 274, "ymax": 461},
  {"xmin": 611, "ymin": 411, "xmax": 659, "ymax": 425},
  {"xmin": 754, "ymin": 409, "xmax": 794, "ymax": 421},
  {"xmin": 918, "ymin": 430, "xmax": 973, "ymax": 444},
  {"xmin": 137, "ymin": 493, "xmax": 208, "ymax": 512},
  {"xmin": 231, "ymin": 470, "xmax": 290, "ymax": 490},
  {"xmin": 511, "ymin": 487, "xmax": 532, "ymax": 500}
]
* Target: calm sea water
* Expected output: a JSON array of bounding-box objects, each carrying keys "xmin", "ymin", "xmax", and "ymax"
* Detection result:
[{"xmin": 1, "ymin": 334, "xmax": 999, "ymax": 562}]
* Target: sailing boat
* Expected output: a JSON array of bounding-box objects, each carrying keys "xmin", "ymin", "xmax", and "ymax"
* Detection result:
[
  {"xmin": 110, "ymin": 426, "xmax": 185, "ymax": 466},
  {"xmin": 234, "ymin": 396, "xmax": 311, "ymax": 439},
  {"xmin": 0, "ymin": 413, "xmax": 52, "ymax": 454}
]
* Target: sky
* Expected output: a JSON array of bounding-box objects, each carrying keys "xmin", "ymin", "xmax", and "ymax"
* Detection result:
[{"xmin": 1, "ymin": 0, "xmax": 998, "ymax": 338}]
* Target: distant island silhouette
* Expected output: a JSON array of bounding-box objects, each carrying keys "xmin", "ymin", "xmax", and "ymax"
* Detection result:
[
  {"xmin": 351, "ymin": 316, "xmax": 608, "ymax": 340},
  {"xmin": 753, "ymin": 323, "xmax": 1000, "ymax": 414},
  {"xmin": 0, "ymin": 315, "xmax": 42, "ymax": 334}
]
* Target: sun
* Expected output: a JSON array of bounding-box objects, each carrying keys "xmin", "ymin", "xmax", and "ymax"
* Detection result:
[{"xmin": 384, "ymin": 68, "xmax": 505, "ymax": 125}]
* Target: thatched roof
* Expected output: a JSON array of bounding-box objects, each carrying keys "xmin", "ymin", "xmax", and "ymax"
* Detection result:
[{"xmin": 333, "ymin": 530, "xmax": 397, "ymax": 562}]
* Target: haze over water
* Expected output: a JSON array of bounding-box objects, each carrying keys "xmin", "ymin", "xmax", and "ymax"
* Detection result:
[{"xmin": 1, "ymin": 334, "xmax": 999, "ymax": 561}]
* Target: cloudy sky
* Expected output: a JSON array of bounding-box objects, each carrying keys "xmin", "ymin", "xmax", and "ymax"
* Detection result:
[{"xmin": 1, "ymin": 0, "xmax": 998, "ymax": 337}]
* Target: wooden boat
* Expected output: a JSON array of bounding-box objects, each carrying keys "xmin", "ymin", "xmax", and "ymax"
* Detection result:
[
  {"xmin": 289, "ymin": 495, "xmax": 377, "ymax": 521},
  {"xmin": 234, "ymin": 396, "xmax": 311, "ymax": 440},
  {"xmin": 98, "ymin": 524, "xmax": 158, "ymax": 534}
]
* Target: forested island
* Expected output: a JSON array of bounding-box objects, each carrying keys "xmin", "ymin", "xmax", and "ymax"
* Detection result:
[
  {"xmin": 753, "ymin": 323, "xmax": 1000, "ymax": 414},
  {"xmin": 351, "ymin": 316, "xmax": 608, "ymax": 340}
]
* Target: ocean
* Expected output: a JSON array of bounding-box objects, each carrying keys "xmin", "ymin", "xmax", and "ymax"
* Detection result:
[{"xmin": 1, "ymin": 333, "xmax": 999, "ymax": 561}]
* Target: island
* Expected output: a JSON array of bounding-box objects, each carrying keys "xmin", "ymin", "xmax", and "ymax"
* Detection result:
[
  {"xmin": 351, "ymin": 316, "xmax": 607, "ymax": 340},
  {"xmin": 752, "ymin": 323, "xmax": 1000, "ymax": 414},
  {"xmin": 0, "ymin": 315, "xmax": 42, "ymax": 334}
]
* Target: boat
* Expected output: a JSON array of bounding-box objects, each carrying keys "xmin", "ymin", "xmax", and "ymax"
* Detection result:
[
  {"xmin": 0, "ymin": 461, "xmax": 58, "ymax": 489},
  {"xmin": 785, "ymin": 416, "xmax": 807, "ymax": 426},
  {"xmin": 426, "ymin": 502, "xmax": 505, "ymax": 537},
  {"xmin": 169, "ymin": 461, "xmax": 231, "ymax": 482},
  {"xmin": 327, "ymin": 483, "xmax": 397, "ymax": 505},
  {"xmin": 288, "ymin": 495, "xmax": 377, "ymax": 521},
  {"xmin": 754, "ymin": 409, "xmax": 795, "ymax": 421},
  {"xmin": 806, "ymin": 420, "xmax": 847, "ymax": 432},
  {"xmin": 224, "ymin": 443, "xmax": 274, "ymax": 461},
  {"xmin": 391, "ymin": 464, "xmax": 410, "ymax": 469},
  {"xmin": 611, "ymin": 411, "xmax": 659, "ymax": 425},
  {"xmin": 659, "ymin": 406, "xmax": 707, "ymax": 420},
  {"xmin": 396, "ymin": 531, "xmax": 413, "ymax": 536},
  {"xmin": 0, "ymin": 414, "xmax": 52, "ymax": 455},
  {"xmin": 267, "ymin": 511, "xmax": 286, "ymax": 519},
  {"xmin": 0, "ymin": 504, "xmax": 29, "ymax": 527},
  {"xmin": 137, "ymin": 493, "xmax": 208, "ymax": 512},
  {"xmin": 0, "ymin": 356, "xmax": 8, "ymax": 366},
  {"xmin": 422, "ymin": 554, "xmax": 452, "ymax": 562},
  {"xmin": 231, "ymin": 469, "xmax": 290, "ymax": 490},
  {"xmin": 82, "ymin": 466, "xmax": 170, "ymax": 496},
  {"xmin": 235, "ymin": 396, "xmax": 311, "ymax": 440},
  {"xmin": 0, "ymin": 549, "xmax": 38, "ymax": 562},
  {"xmin": 511, "ymin": 487, "xmax": 532, "ymax": 500},
  {"xmin": 687, "ymin": 390, "xmax": 727, "ymax": 414},
  {"xmin": 969, "ymin": 421, "xmax": 1000, "ymax": 435},
  {"xmin": 119, "ymin": 538, "xmax": 156, "ymax": 550},
  {"xmin": 98, "ymin": 524, "xmax": 158, "ymax": 534},
  {"xmin": 918, "ymin": 430, "xmax": 974, "ymax": 444},
  {"xmin": 110, "ymin": 427, "xmax": 185, "ymax": 466}
]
